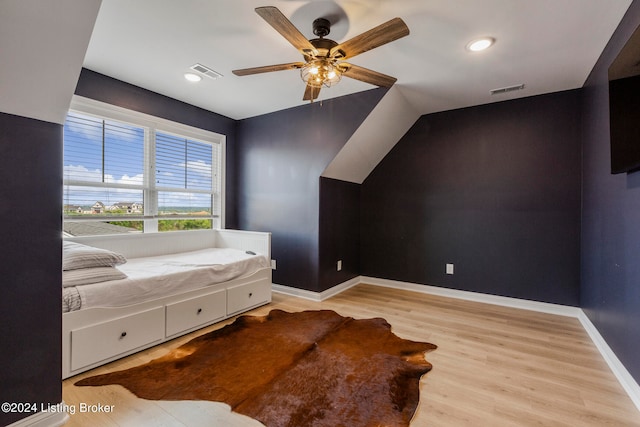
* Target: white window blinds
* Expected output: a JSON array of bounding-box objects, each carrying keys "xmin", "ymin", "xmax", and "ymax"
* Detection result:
[
  {"xmin": 155, "ymin": 131, "xmax": 219, "ymax": 218},
  {"xmin": 62, "ymin": 101, "xmax": 224, "ymax": 236},
  {"xmin": 63, "ymin": 111, "xmax": 145, "ymax": 216}
]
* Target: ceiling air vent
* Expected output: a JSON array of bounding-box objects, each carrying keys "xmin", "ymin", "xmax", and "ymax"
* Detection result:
[
  {"xmin": 190, "ymin": 63, "xmax": 223, "ymax": 80},
  {"xmin": 490, "ymin": 84, "xmax": 525, "ymax": 95}
]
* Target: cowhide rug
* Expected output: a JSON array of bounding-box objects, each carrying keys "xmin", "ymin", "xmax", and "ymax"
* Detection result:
[{"xmin": 76, "ymin": 309, "xmax": 437, "ymax": 427}]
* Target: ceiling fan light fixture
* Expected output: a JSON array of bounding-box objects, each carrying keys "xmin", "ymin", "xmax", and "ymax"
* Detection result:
[{"xmin": 301, "ymin": 59, "xmax": 342, "ymax": 88}]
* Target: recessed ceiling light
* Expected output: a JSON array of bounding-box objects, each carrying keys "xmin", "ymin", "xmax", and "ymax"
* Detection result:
[
  {"xmin": 184, "ymin": 73, "xmax": 202, "ymax": 82},
  {"xmin": 466, "ymin": 37, "xmax": 495, "ymax": 52}
]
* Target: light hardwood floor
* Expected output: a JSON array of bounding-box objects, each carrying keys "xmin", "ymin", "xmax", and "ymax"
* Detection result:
[{"xmin": 62, "ymin": 284, "xmax": 640, "ymax": 426}]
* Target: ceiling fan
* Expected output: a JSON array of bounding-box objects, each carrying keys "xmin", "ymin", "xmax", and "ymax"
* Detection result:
[{"xmin": 232, "ymin": 6, "xmax": 410, "ymax": 101}]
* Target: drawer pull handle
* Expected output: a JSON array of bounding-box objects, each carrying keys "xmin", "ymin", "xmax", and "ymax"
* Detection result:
[
  {"xmin": 197, "ymin": 308, "xmax": 202, "ymax": 315},
  {"xmin": 249, "ymin": 292, "xmax": 253, "ymax": 298},
  {"xmin": 120, "ymin": 332, "xmax": 127, "ymax": 339}
]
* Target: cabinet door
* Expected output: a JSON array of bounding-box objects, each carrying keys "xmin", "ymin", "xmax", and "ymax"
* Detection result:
[
  {"xmin": 71, "ymin": 307, "xmax": 164, "ymax": 371},
  {"xmin": 165, "ymin": 289, "xmax": 226, "ymax": 337}
]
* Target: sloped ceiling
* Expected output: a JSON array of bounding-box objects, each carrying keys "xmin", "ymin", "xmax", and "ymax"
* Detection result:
[
  {"xmin": 322, "ymin": 85, "xmax": 421, "ymax": 183},
  {"xmin": 0, "ymin": 0, "xmax": 101, "ymax": 124}
]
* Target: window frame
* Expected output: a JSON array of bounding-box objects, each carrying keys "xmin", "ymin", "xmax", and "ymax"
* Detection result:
[{"xmin": 64, "ymin": 95, "xmax": 225, "ymax": 233}]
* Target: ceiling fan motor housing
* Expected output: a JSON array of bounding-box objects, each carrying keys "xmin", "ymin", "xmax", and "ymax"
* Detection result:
[
  {"xmin": 312, "ymin": 18, "xmax": 331, "ymax": 38},
  {"xmin": 309, "ymin": 37, "xmax": 338, "ymax": 58}
]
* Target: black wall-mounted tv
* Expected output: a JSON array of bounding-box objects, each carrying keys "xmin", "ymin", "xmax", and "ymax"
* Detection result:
[
  {"xmin": 609, "ymin": 75, "xmax": 640, "ymax": 174},
  {"xmin": 609, "ymin": 24, "xmax": 640, "ymax": 174}
]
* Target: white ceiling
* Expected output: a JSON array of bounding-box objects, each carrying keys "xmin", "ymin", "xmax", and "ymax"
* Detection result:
[{"xmin": 84, "ymin": 0, "xmax": 632, "ymax": 120}]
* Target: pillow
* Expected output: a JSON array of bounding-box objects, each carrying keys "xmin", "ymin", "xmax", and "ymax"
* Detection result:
[
  {"xmin": 63, "ymin": 241, "xmax": 127, "ymax": 271},
  {"xmin": 62, "ymin": 266, "xmax": 128, "ymax": 287}
]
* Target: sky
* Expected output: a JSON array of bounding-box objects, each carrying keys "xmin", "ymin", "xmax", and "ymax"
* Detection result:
[{"xmin": 63, "ymin": 111, "xmax": 215, "ymax": 212}]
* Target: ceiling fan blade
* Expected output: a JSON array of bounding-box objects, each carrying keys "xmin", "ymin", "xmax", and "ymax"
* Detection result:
[
  {"xmin": 303, "ymin": 84, "xmax": 321, "ymax": 101},
  {"xmin": 330, "ymin": 17, "xmax": 409, "ymax": 60},
  {"xmin": 255, "ymin": 6, "xmax": 318, "ymax": 57},
  {"xmin": 232, "ymin": 62, "xmax": 306, "ymax": 76},
  {"xmin": 339, "ymin": 63, "xmax": 397, "ymax": 87}
]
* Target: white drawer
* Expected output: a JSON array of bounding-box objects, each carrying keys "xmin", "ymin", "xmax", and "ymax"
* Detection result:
[
  {"xmin": 227, "ymin": 280, "xmax": 271, "ymax": 315},
  {"xmin": 71, "ymin": 307, "xmax": 164, "ymax": 371},
  {"xmin": 165, "ymin": 289, "xmax": 226, "ymax": 337}
]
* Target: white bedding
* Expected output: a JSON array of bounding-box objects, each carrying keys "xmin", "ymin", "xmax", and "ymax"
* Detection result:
[{"xmin": 66, "ymin": 248, "xmax": 270, "ymax": 312}]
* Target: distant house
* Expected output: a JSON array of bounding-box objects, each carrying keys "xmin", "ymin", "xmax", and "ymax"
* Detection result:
[
  {"xmin": 107, "ymin": 202, "xmax": 131, "ymax": 213},
  {"xmin": 63, "ymin": 205, "xmax": 83, "ymax": 214},
  {"xmin": 92, "ymin": 201, "xmax": 105, "ymax": 214},
  {"xmin": 107, "ymin": 201, "xmax": 143, "ymax": 214}
]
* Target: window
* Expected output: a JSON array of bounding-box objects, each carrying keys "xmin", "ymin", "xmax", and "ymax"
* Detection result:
[{"xmin": 63, "ymin": 97, "xmax": 224, "ymax": 236}]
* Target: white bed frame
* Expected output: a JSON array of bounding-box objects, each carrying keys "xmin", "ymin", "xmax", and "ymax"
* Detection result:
[{"xmin": 62, "ymin": 229, "xmax": 272, "ymax": 379}]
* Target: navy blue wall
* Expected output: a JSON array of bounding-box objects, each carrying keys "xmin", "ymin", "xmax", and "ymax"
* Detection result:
[
  {"xmin": 236, "ymin": 89, "xmax": 386, "ymax": 292},
  {"xmin": 0, "ymin": 113, "xmax": 62, "ymax": 425},
  {"xmin": 75, "ymin": 69, "xmax": 240, "ymax": 227},
  {"xmin": 361, "ymin": 90, "xmax": 582, "ymax": 306},
  {"xmin": 581, "ymin": 1, "xmax": 640, "ymax": 383},
  {"xmin": 319, "ymin": 177, "xmax": 361, "ymax": 291}
]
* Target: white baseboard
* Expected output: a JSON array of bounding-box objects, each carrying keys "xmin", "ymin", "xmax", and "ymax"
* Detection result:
[
  {"xmin": 272, "ymin": 276, "xmax": 360, "ymax": 302},
  {"xmin": 272, "ymin": 283, "xmax": 323, "ymax": 301},
  {"xmin": 361, "ymin": 276, "xmax": 584, "ymax": 317},
  {"xmin": 275, "ymin": 276, "xmax": 581, "ymax": 316},
  {"xmin": 577, "ymin": 311, "xmax": 640, "ymax": 411},
  {"xmin": 273, "ymin": 275, "xmax": 640, "ymax": 413},
  {"xmin": 6, "ymin": 402, "xmax": 69, "ymax": 427}
]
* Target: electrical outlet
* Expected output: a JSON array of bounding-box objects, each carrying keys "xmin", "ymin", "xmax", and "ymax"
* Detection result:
[
  {"xmin": 446, "ymin": 263, "xmax": 454, "ymax": 275},
  {"xmin": 271, "ymin": 259, "xmax": 277, "ymax": 270},
  {"xmin": 337, "ymin": 260, "xmax": 342, "ymax": 271}
]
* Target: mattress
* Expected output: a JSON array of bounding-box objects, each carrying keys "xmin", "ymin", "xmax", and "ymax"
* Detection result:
[{"xmin": 62, "ymin": 248, "xmax": 270, "ymax": 313}]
